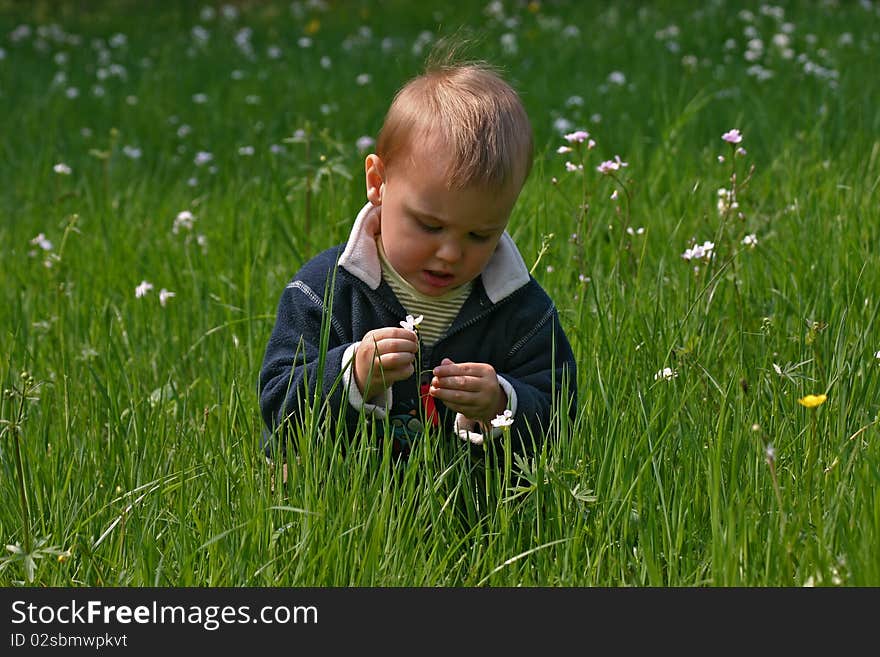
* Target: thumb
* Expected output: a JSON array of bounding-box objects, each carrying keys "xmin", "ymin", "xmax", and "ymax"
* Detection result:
[{"xmin": 441, "ymin": 357, "xmax": 455, "ymax": 365}]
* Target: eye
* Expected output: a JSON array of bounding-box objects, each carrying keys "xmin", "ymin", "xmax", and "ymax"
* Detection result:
[
  {"xmin": 418, "ymin": 221, "xmax": 442, "ymax": 233},
  {"xmin": 469, "ymin": 232, "xmax": 491, "ymax": 242}
]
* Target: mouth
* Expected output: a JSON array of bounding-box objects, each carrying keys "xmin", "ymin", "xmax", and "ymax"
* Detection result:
[{"xmin": 422, "ymin": 269, "xmax": 455, "ymax": 289}]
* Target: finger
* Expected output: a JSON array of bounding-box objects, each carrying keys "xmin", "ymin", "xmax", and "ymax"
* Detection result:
[
  {"xmin": 366, "ymin": 328, "xmax": 418, "ymax": 343},
  {"xmin": 384, "ymin": 362, "xmax": 416, "ymax": 381},
  {"xmin": 429, "ymin": 385, "xmax": 481, "ymax": 407},
  {"xmin": 377, "ymin": 352, "xmax": 417, "ymax": 369},
  {"xmin": 385, "ymin": 328, "xmax": 419, "ymax": 341},
  {"xmin": 378, "ymin": 338, "xmax": 419, "ymax": 354},
  {"xmin": 432, "ymin": 361, "xmax": 488, "ymax": 377},
  {"xmin": 431, "ymin": 375, "xmax": 484, "ymax": 392}
]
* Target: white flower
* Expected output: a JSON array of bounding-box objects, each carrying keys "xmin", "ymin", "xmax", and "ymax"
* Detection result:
[
  {"xmin": 122, "ymin": 145, "xmax": 142, "ymax": 159},
  {"xmin": 742, "ymin": 233, "xmax": 758, "ymax": 248},
  {"xmin": 356, "ymin": 135, "xmax": 375, "ymax": 152},
  {"xmin": 135, "ymin": 280, "xmax": 153, "ymax": 298},
  {"xmin": 400, "ymin": 314, "xmax": 423, "ymax": 331},
  {"xmin": 875, "ymin": 350, "xmax": 880, "ymax": 360},
  {"xmin": 490, "ymin": 409, "xmax": 514, "ymax": 428},
  {"xmin": 194, "ymin": 151, "xmax": 213, "ymax": 166},
  {"xmin": 597, "ymin": 155, "xmax": 628, "ymax": 174},
  {"xmin": 626, "ymin": 226, "xmax": 645, "ymax": 236},
  {"xmin": 563, "ymin": 130, "xmax": 590, "ymax": 143},
  {"xmin": 765, "ymin": 444, "xmax": 776, "ymax": 462},
  {"xmin": 654, "ymin": 367, "xmax": 678, "ymax": 381},
  {"xmin": 53, "ymin": 163, "xmax": 72, "ymax": 175},
  {"xmin": 681, "ymin": 240, "xmax": 715, "ymax": 261},
  {"xmin": 173, "ymin": 210, "xmax": 196, "ymax": 233},
  {"xmin": 30, "ymin": 233, "xmax": 53, "ymax": 251},
  {"xmin": 553, "ymin": 117, "xmax": 574, "ymax": 134},
  {"xmin": 722, "ymin": 128, "xmax": 743, "ymax": 144},
  {"xmin": 159, "ymin": 288, "xmax": 176, "ymax": 307}
]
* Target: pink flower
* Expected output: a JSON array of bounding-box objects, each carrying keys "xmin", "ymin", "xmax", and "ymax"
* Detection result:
[
  {"xmin": 564, "ymin": 130, "xmax": 590, "ymax": 143},
  {"xmin": 722, "ymin": 128, "xmax": 743, "ymax": 144},
  {"xmin": 597, "ymin": 155, "xmax": 628, "ymax": 174}
]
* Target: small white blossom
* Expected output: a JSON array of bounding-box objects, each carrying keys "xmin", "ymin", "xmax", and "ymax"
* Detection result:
[
  {"xmin": 563, "ymin": 130, "xmax": 590, "ymax": 143},
  {"xmin": 135, "ymin": 280, "xmax": 154, "ymax": 298},
  {"xmin": 356, "ymin": 135, "xmax": 375, "ymax": 152},
  {"xmin": 173, "ymin": 210, "xmax": 196, "ymax": 233},
  {"xmin": 53, "ymin": 163, "xmax": 72, "ymax": 175},
  {"xmin": 875, "ymin": 350, "xmax": 880, "ymax": 360},
  {"xmin": 722, "ymin": 128, "xmax": 743, "ymax": 144},
  {"xmin": 122, "ymin": 145, "xmax": 142, "ymax": 159},
  {"xmin": 742, "ymin": 233, "xmax": 758, "ymax": 248},
  {"xmin": 194, "ymin": 151, "xmax": 213, "ymax": 166},
  {"xmin": 681, "ymin": 240, "xmax": 715, "ymax": 261},
  {"xmin": 30, "ymin": 233, "xmax": 53, "ymax": 251},
  {"xmin": 490, "ymin": 409, "xmax": 514, "ymax": 428},
  {"xmin": 400, "ymin": 314, "xmax": 423, "ymax": 332},
  {"xmin": 597, "ymin": 155, "xmax": 628, "ymax": 174},
  {"xmin": 654, "ymin": 367, "xmax": 678, "ymax": 381},
  {"xmin": 159, "ymin": 288, "xmax": 176, "ymax": 307}
]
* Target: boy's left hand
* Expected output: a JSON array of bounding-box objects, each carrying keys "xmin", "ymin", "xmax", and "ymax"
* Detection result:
[{"xmin": 429, "ymin": 358, "xmax": 507, "ymax": 423}]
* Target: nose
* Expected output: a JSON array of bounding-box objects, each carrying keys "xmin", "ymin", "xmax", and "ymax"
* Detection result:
[{"xmin": 435, "ymin": 237, "xmax": 463, "ymax": 264}]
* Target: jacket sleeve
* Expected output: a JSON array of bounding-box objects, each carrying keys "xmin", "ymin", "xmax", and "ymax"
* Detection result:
[
  {"xmin": 498, "ymin": 301, "xmax": 578, "ymax": 455},
  {"xmin": 259, "ymin": 277, "xmax": 361, "ymax": 454}
]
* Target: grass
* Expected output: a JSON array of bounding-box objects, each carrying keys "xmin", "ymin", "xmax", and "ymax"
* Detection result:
[{"xmin": 2, "ymin": 0, "xmax": 879, "ymax": 586}]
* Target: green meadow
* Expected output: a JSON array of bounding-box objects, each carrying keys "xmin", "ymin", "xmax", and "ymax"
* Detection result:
[{"xmin": 2, "ymin": 0, "xmax": 879, "ymax": 586}]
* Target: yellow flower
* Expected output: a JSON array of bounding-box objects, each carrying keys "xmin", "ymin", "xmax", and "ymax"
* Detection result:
[
  {"xmin": 305, "ymin": 18, "xmax": 321, "ymax": 35},
  {"xmin": 798, "ymin": 394, "xmax": 827, "ymax": 408}
]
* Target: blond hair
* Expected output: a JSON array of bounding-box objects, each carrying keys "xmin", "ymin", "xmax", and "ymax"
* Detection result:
[{"xmin": 375, "ymin": 61, "xmax": 533, "ymax": 190}]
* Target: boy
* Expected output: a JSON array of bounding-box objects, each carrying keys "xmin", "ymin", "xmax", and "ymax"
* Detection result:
[{"xmin": 259, "ymin": 61, "xmax": 577, "ymax": 462}]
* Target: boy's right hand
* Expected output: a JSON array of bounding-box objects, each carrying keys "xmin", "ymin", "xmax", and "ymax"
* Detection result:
[{"xmin": 354, "ymin": 328, "xmax": 419, "ymax": 402}]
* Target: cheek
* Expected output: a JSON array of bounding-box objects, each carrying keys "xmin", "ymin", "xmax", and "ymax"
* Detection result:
[{"xmin": 468, "ymin": 243, "xmax": 497, "ymax": 269}]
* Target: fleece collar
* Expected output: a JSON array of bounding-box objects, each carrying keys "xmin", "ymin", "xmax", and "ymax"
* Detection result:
[{"xmin": 337, "ymin": 202, "xmax": 531, "ymax": 304}]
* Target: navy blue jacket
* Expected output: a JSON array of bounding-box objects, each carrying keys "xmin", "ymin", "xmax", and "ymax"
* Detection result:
[{"xmin": 259, "ymin": 203, "xmax": 577, "ymax": 457}]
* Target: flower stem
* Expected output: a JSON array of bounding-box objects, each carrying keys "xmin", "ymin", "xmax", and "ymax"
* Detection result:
[
  {"xmin": 807, "ymin": 409, "xmax": 818, "ymax": 517},
  {"xmin": 10, "ymin": 395, "xmax": 33, "ymax": 554}
]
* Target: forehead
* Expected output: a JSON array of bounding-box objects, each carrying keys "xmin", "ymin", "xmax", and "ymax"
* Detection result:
[{"xmin": 391, "ymin": 130, "xmax": 523, "ymax": 194}]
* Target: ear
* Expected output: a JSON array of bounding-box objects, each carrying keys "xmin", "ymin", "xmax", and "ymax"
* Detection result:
[{"xmin": 365, "ymin": 154, "xmax": 386, "ymax": 206}]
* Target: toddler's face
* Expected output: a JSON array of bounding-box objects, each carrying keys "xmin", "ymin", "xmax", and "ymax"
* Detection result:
[{"xmin": 366, "ymin": 144, "xmax": 522, "ymax": 297}]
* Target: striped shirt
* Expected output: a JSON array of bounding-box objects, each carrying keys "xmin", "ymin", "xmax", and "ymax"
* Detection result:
[{"xmin": 376, "ymin": 238, "xmax": 472, "ymax": 346}]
